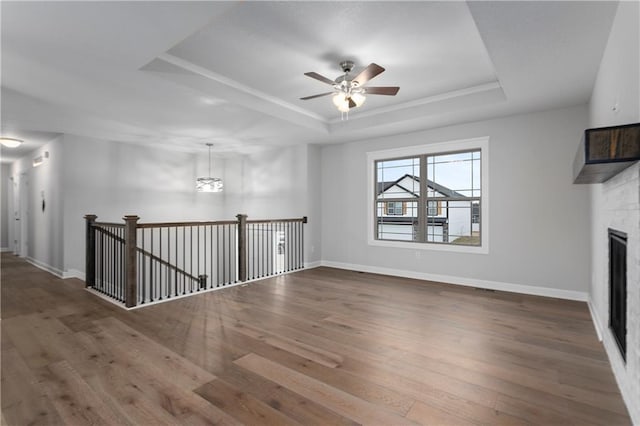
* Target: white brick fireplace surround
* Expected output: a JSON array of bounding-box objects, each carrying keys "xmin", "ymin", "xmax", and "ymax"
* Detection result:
[{"xmin": 590, "ymin": 162, "xmax": 639, "ymax": 424}]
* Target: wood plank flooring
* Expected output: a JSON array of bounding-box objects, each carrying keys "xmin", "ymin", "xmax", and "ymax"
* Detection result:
[{"xmin": 1, "ymin": 253, "xmax": 631, "ymax": 425}]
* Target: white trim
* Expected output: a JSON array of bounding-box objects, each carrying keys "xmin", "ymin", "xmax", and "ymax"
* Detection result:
[
  {"xmin": 368, "ymin": 239, "xmax": 487, "ymax": 254},
  {"xmin": 22, "ymin": 257, "xmax": 85, "ymax": 281},
  {"xmin": 158, "ymin": 53, "xmax": 326, "ymax": 123},
  {"xmin": 331, "ymin": 82, "xmax": 502, "ymax": 124},
  {"xmin": 320, "ymin": 260, "xmax": 588, "ymax": 302},
  {"xmin": 587, "ymin": 298, "xmax": 603, "ymax": 342},
  {"xmin": 304, "ymin": 260, "xmax": 322, "ymax": 269},
  {"xmin": 366, "ymin": 136, "xmax": 490, "ymax": 255},
  {"xmin": 62, "ymin": 269, "xmax": 86, "ymax": 281},
  {"xmin": 24, "ymin": 256, "xmax": 65, "ymax": 278}
]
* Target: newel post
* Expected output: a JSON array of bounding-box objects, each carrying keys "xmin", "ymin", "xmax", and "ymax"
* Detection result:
[
  {"xmin": 123, "ymin": 215, "xmax": 139, "ymax": 308},
  {"xmin": 84, "ymin": 214, "xmax": 97, "ymax": 288},
  {"xmin": 236, "ymin": 214, "xmax": 248, "ymax": 282}
]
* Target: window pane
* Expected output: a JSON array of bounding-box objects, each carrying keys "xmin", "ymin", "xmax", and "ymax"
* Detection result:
[
  {"xmin": 428, "ymin": 151, "xmax": 475, "ymax": 195},
  {"xmin": 376, "ymin": 201, "xmax": 418, "ymax": 241},
  {"xmin": 376, "ymin": 157, "xmax": 420, "ymax": 200},
  {"xmin": 427, "ymin": 200, "xmax": 480, "ymax": 246}
]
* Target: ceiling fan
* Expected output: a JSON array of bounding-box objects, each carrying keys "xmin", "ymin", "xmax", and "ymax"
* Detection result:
[{"xmin": 300, "ymin": 61, "xmax": 399, "ymax": 114}]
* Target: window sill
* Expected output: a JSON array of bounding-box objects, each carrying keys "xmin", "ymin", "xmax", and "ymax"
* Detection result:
[{"xmin": 368, "ymin": 238, "xmax": 489, "ymax": 254}]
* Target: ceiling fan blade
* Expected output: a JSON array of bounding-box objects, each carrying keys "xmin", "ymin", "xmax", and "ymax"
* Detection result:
[
  {"xmin": 353, "ymin": 63, "xmax": 385, "ymax": 85},
  {"xmin": 304, "ymin": 72, "xmax": 336, "ymax": 85},
  {"xmin": 348, "ymin": 97, "xmax": 357, "ymax": 108},
  {"xmin": 300, "ymin": 92, "xmax": 334, "ymax": 100},
  {"xmin": 365, "ymin": 86, "xmax": 400, "ymax": 96}
]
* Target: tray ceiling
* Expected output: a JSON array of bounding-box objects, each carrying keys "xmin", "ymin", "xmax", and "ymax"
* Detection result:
[{"xmin": 0, "ymin": 1, "xmax": 619, "ymax": 154}]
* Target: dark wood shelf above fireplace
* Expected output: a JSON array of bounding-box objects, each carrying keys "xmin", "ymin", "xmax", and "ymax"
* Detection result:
[{"xmin": 573, "ymin": 122, "xmax": 640, "ymax": 184}]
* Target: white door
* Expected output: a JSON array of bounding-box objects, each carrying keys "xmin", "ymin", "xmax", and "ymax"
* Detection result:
[{"xmin": 13, "ymin": 173, "xmax": 28, "ymax": 257}]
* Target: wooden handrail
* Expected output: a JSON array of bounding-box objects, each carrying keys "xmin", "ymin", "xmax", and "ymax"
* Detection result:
[
  {"xmin": 246, "ymin": 217, "xmax": 307, "ymax": 224},
  {"xmin": 94, "ymin": 222, "xmax": 125, "ymax": 228},
  {"xmin": 136, "ymin": 220, "xmax": 238, "ymax": 229}
]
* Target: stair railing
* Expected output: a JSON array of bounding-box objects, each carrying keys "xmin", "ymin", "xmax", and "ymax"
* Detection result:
[{"xmin": 85, "ymin": 214, "xmax": 307, "ymax": 308}]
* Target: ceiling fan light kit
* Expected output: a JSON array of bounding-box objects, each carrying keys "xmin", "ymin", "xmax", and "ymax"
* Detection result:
[{"xmin": 301, "ymin": 60, "xmax": 399, "ymax": 119}]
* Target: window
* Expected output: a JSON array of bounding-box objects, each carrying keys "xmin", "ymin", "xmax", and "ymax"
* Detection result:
[
  {"xmin": 386, "ymin": 202, "xmax": 405, "ymax": 215},
  {"xmin": 427, "ymin": 201, "xmax": 442, "ymax": 217},
  {"xmin": 368, "ymin": 137, "xmax": 488, "ymax": 253}
]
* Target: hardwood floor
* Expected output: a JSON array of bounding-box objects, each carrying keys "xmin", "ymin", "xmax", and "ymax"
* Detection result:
[{"xmin": 1, "ymin": 253, "xmax": 631, "ymax": 425}]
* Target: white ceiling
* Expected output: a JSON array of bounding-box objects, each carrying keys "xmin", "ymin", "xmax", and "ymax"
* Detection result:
[{"xmin": 0, "ymin": 1, "xmax": 618, "ymax": 161}]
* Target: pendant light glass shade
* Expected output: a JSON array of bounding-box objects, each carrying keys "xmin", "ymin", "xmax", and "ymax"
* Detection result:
[
  {"xmin": 0, "ymin": 137, "xmax": 23, "ymax": 148},
  {"xmin": 196, "ymin": 177, "xmax": 223, "ymax": 192},
  {"xmin": 350, "ymin": 92, "xmax": 366, "ymax": 107},
  {"xmin": 196, "ymin": 143, "xmax": 223, "ymax": 192}
]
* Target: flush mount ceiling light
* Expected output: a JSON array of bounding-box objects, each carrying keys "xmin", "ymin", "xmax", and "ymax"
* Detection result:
[
  {"xmin": 0, "ymin": 137, "xmax": 24, "ymax": 148},
  {"xmin": 300, "ymin": 61, "xmax": 400, "ymax": 119},
  {"xmin": 196, "ymin": 143, "xmax": 223, "ymax": 193}
]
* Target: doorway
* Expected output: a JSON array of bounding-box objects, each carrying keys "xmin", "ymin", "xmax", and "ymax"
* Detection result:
[{"xmin": 11, "ymin": 172, "xmax": 29, "ymax": 257}]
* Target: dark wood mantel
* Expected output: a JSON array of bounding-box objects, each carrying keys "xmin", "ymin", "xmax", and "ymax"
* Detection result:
[{"xmin": 573, "ymin": 122, "xmax": 640, "ymax": 184}]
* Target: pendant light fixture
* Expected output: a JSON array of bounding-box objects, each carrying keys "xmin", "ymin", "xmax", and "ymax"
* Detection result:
[
  {"xmin": 0, "ymin": 137, "xmax": 24, "ymax": 148},
  {"xmin": 196, "ymin": 143, "xmax": 223, "ymax": 192}
]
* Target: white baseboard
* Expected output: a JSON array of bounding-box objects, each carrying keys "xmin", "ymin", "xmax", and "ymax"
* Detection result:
[
  {"xmin": 304, "ymin": 260, "xmax": 322, "ymax": 269},
  {"xmin": 63, "ymin": 269, "xmax": 86, "ymax": 281},
  {"xmin": 24, "ymin": 257, "xmax": 86, "ymax": 282},
  {"xmin": 25, "ymin": 256, "xmax": 65, "ymax": 279},
  {"xmin": 320, "ymin": 260, "xmax": 589, "ymax": 302},
  {"xmin": 587, "ymin": 298, "xmax": 603, "ymax": 341}
]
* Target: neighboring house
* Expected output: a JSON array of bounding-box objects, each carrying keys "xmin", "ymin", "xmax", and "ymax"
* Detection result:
[{"xmin": 376, "ymin": 174, "xmax": 479, "ymax": 243}]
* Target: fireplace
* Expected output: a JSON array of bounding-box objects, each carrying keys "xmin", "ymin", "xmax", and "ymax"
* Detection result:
[{"xmin": 609, "ymin": 228, "xmax": 627, "ymax": 361}]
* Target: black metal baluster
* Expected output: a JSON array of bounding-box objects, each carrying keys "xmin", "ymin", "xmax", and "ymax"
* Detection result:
[
  {"xmin": 222, "ymin": 225, "xmax": 227, "ymax": 284},
  {"xmin": 141, "ymin": 228, "xmax": 145, "ymax": 304},
  {"xmin": 288, "ymin": 222, "xmax": 292, "ymax": 272},
  {"xmin": 159, "ymin": 228, "xmax": 163, "ymax": 300},
  {"xmin": 174, "ymin": 227, "xmax": 178, "ymax": 297},
  {"xmin": 182, "ymin": 226, "xmax": 186, "ymax": 295},
  {"xmin": 167, "ymin": 226, "xmax": 171, "ymax": 297},
  {"xmin": 190, "ymin": 226, "xmax": 194, "ymax": 293},
  {"xmin": 210, "ymin": 225, "xmax": 213, "ymax": 289},
  {"xmin": 150, "ymin": 230, "xmax": 154, "ymax": 302}
]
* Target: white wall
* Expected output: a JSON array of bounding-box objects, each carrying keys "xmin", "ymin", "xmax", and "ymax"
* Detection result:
[
  {"xmin": 221, "ymin": 143, "xmax": 322, "ymax": 264},
  {"xmin": 62, "ymin": 134, "xmax": 226, "ymax": 275},
  {"xmin": 321, "ymin": 105, "xmax": 590, "ymax": 297},
  {"xmin": 10, "ymin": 136, "xmax": 65, "ymax": 274},
  {"xmin": 8, "ymin": 133, "xmax": 321, "ymax": 277},
  {"xmin": 306, "ymin": 144, "xmax": 322, "ymax": 264},
  {"xmin": 588, "ymin": 1, "xmax": 640, "ymax": 423},
  {"xmin": 0, "ymin": 164, "xmax": 10, "ymax": 250}
]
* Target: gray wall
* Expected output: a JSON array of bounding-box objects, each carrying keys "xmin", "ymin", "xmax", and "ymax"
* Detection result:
[
  {"xmin": 221, "ymin": 143, "xmax": 322, "ymax": 264},
  {"xmin": 588, "ymin": 1, "xmax": 639, "ymax": 423},
  {"xmin": 10, "ymin": 137, "xmax": 65, "ymax": 273},
  {"xmin": 321, "ymin": 105, "xmax": 590, "ymax": 296},
  {"xmin": 0, "ymin": 164, "xmax": 10, "ymax": 249},
  {"xmin": 62, "ymin": 134, "xmax": 227, "ymax": 275}
]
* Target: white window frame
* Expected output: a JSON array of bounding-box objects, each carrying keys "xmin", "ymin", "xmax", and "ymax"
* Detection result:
[{"xmin": 367, "ymin": 136, "xmax": 489, "ymax": 254}]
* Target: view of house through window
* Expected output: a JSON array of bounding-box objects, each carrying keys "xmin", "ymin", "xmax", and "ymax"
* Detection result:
[{"xmin": 375, "ymin": 149, "xmax": 481, "ymax": 246}]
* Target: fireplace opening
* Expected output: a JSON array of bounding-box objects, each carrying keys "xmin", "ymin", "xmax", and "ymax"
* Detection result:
[{"xmin": 609, "ymin": 228, "xmax": 627, "ymax": 361}]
